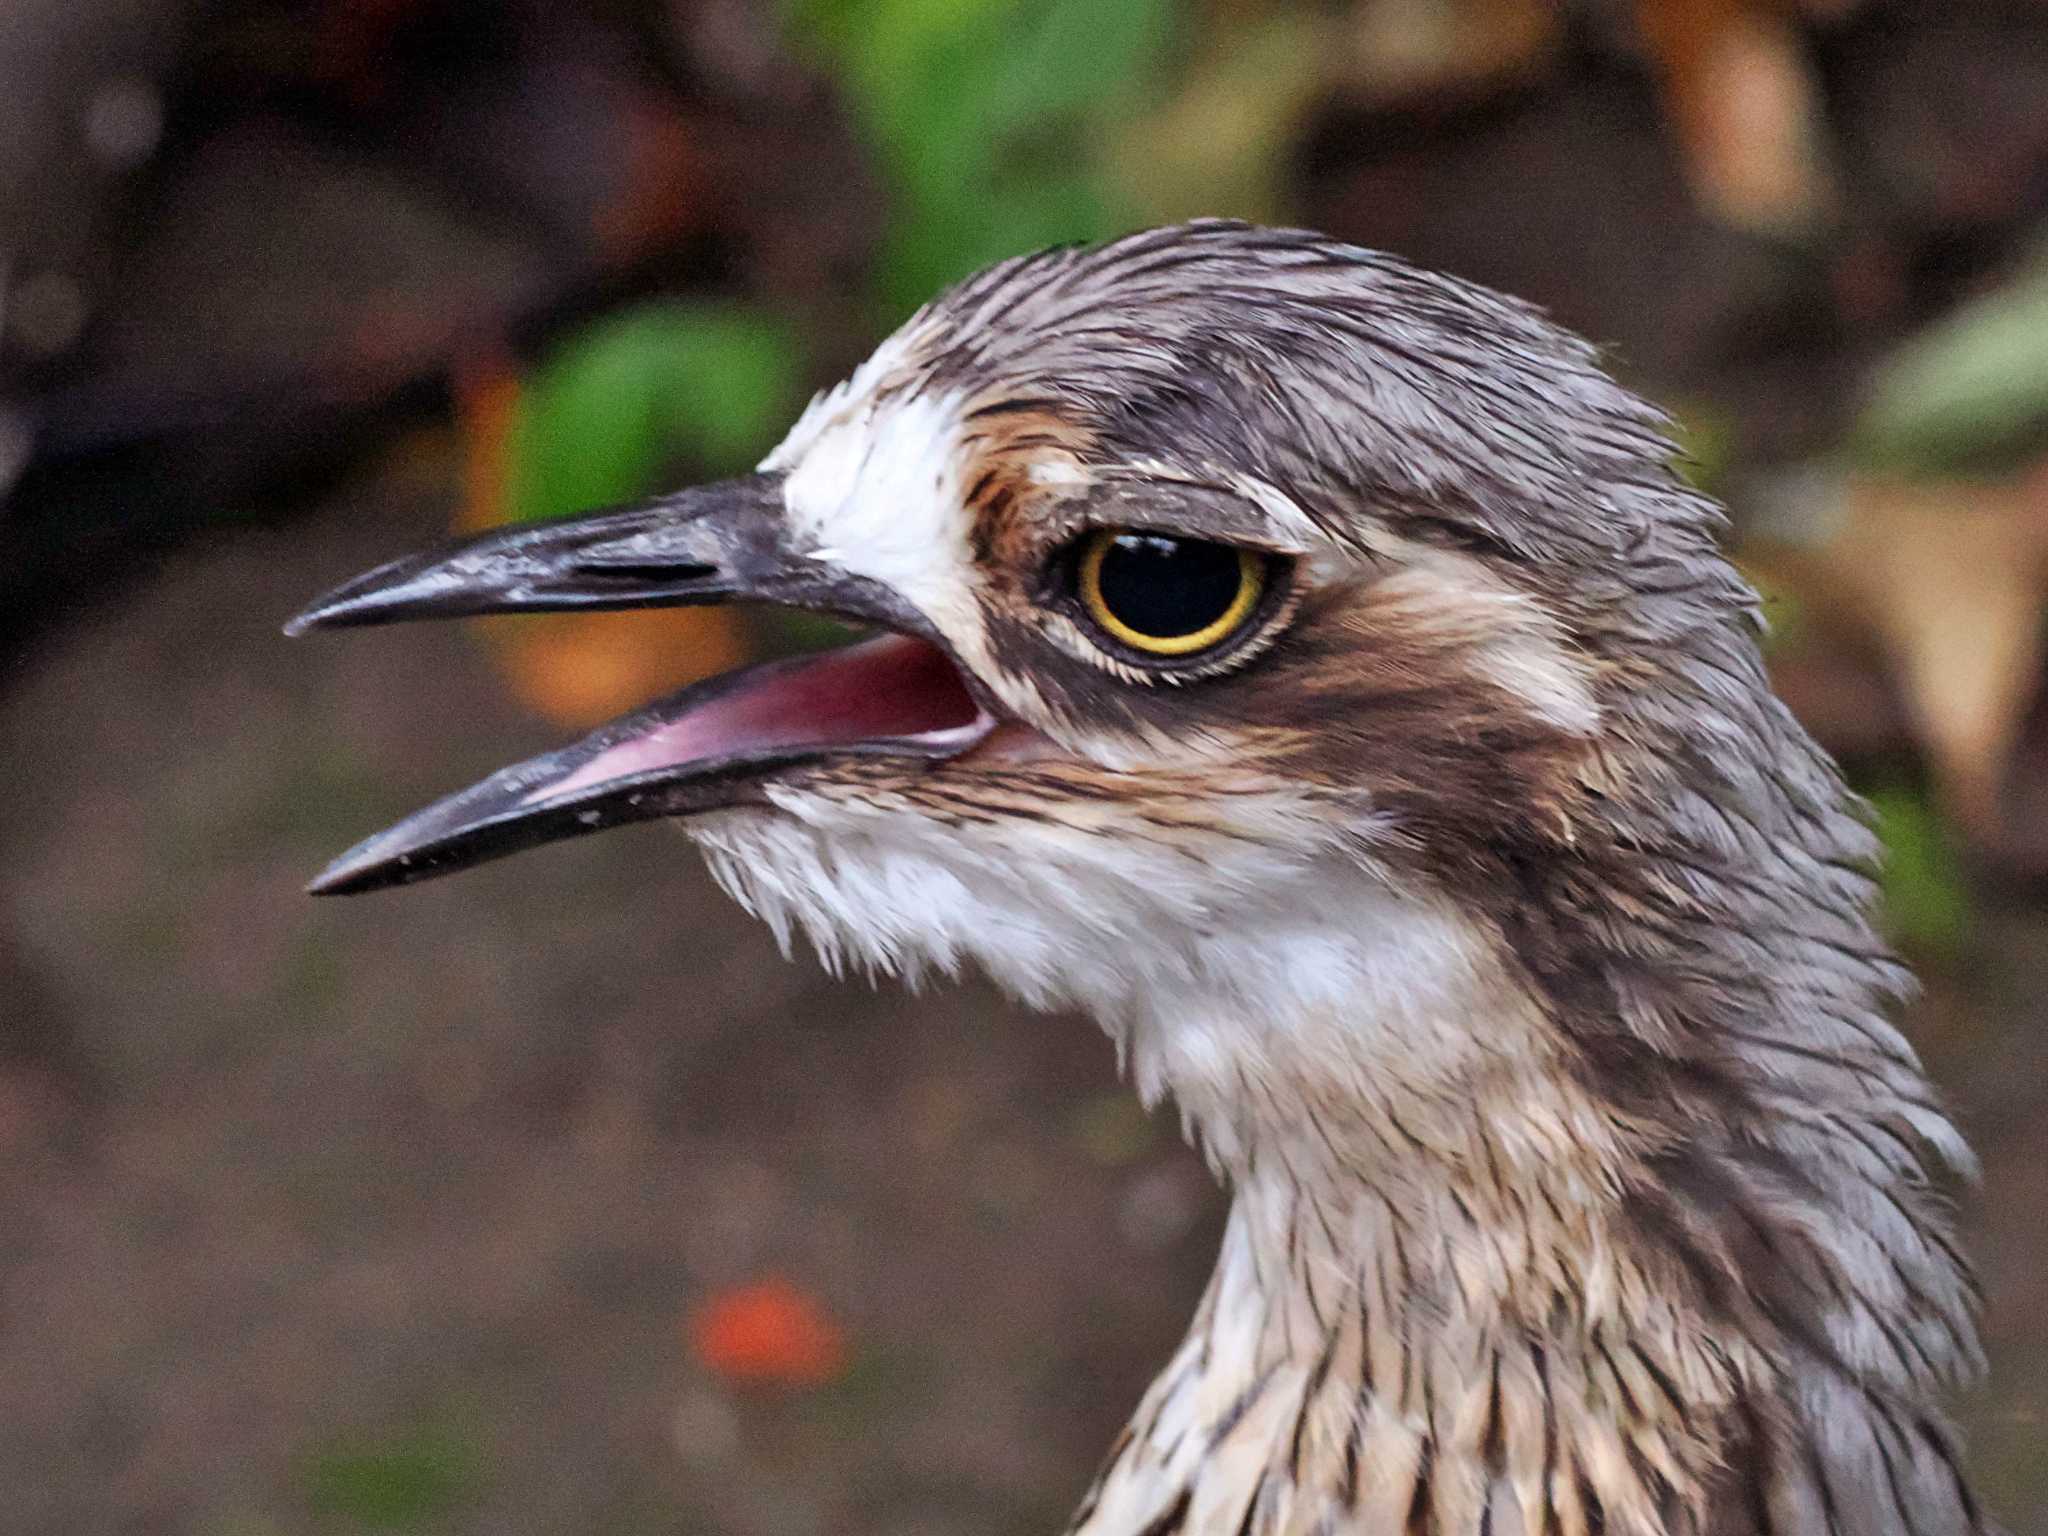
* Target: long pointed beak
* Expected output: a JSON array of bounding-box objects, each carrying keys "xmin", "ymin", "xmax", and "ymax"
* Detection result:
[
  {"xmin": 288, "ymin": 474, "xmax": 995, "ymax": 894},
  {"xmin": 285, "ymin": 474, "xmax": 914, "ymax": 635}
]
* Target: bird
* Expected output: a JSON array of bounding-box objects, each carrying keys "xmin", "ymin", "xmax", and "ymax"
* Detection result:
[{"xmin": 289, "ymin": 220, "xmax": 1987, "ymax": 1535}]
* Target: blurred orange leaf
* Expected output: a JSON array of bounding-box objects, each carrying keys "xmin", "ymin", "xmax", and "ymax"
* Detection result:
[
  {"xmin": 480, "ymin": 606, "xmax": 751, "ymax": 730},
  {"xmin": 1634, "ymin": 0, "xmax": 1835, "ymax": 234},
  {"xmin": 689, "ymin": 1278, "xmax": 850, "ymax": 1388},
  {"xmin": 453, "ymin": 352, "xmax": 750, "ymax": 729}
]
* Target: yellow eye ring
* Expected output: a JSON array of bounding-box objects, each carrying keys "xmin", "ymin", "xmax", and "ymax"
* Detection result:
[{"xmin": 1076, "ymin": 529, "xmax": 1267, "ymax": 658}]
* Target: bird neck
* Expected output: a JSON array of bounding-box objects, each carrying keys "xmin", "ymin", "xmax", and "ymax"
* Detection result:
[
  {"xmin": 1063, "ymin": 829, "xmax": 1983, "ymax": 1536},
  {"xmin": 1076, "ymin": 977, "xmax": 1746, "ymax": 1536}
]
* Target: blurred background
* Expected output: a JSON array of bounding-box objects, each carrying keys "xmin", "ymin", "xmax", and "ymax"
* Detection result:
[{"xmin": 2, "ymin": 0, "xmax": 2046, "ymax": 1531}]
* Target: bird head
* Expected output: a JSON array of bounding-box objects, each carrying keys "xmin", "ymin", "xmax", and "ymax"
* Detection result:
[{"xmin": 293, "ymin": 221, "xmax": 1772, "ymax": 1106}]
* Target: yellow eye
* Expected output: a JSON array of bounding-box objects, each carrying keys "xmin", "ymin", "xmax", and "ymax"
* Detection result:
[{"xmin": 1076, "ymin": 529, "xmax": 1268, "ymax": 658}]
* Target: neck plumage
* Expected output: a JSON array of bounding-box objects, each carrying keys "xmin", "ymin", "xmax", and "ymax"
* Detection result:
[
  {"xmin": 1074, "ymin": 963, "xmax": 1744, "ymax": 1536},
  {"xmin": 1068, "ymin": 873, "xmax": 1984, "ymax": 1536}
]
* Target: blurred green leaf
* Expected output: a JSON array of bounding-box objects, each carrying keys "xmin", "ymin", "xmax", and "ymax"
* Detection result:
[
  {"xmin": 1667, "ymin": 400, "xmax": 1738, "ymax": 498},
  {"xmin": 508, "ymin": 304, "xmax": 803, "ymax": 525},
  {"xmin": 1867, "ymin": 782, "xmax": 1973, "ymax": 957},
  {"xmin": 983, "ymin": 0, "xmax": 1175, "ymax": 130},
  {"xmin": 1851, "ymin": 246, "xmax": 2048, "ymax": 479},
  {"xmin": 786, "ymin": 0, "xmax": 1011, "ymax": 217},
  {"xmin": 302, "ymin": 1427, "xmax": 480, "ymax": 1528},
  {"xmin": 786, "ymin": 0, "xmax": 1176, "ymax": 314},
  {"xmin": 1111, "ymin": 9, "xmax": 1327, "ymax": 227},
  {"xmin": 1742, "ymin": 563, "xmax": 1806, "ymax": 658}
]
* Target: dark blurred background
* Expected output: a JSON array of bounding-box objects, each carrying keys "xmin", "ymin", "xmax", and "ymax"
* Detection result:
[{"xmin": 2, "ymin": 1, "xmax": 2046, "ymax": 1531}]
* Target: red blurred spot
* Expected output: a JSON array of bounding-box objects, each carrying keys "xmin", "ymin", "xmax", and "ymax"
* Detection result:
[{"xmin": 688, "ymin": 1278, "xmax": 849, "ymax": 1388}]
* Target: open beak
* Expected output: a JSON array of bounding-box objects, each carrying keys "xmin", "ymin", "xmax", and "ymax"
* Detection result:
[{"xmin": 287, "ymin": 473, "xmax": 995, "ymax": 894}]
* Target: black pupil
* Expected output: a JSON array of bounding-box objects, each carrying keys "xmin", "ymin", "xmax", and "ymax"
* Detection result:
[{"xmin": 1097, "ymin": 535, "xmax": 1244, "ymax": 639}]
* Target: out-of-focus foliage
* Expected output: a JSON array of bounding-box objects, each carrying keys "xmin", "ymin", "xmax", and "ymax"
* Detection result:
[
  {"xmin": 1066, "ymin": 1090, "xmax": 1159, "ymax": 1169},
  {"xmin": 1750, "ymin": 233, "xmax": 2048, "ymax": 886},
  {"xmin": 1749, "ymin": 460, "xmax": 2048, "ymax": 888},
  {"xmin": 786, "ymin": 0, "xmax": 1177, "ymax": 315},
  {"xmin": 1632, "ymin": 0, "xmax": 1836, "ymax": 235},
  {"xmin": 301, "ymin": 1425, "xmax": 481, "ymax": 1528},
  {"xmin": 1117, "ymin": 12, "xmax": 1328, "ymax": 226},
  {"xmin": 506, "ymin": 304, "xmax": 804, "ymax": 525},
  {"xmin": 1667, "ymin": 398, "xmax": 1739, "ymax": 498},
  {"xmin": 1866, "ymin": 782, "xmax": 1973, "ymax": 959},
  {"xmin": 1849, "ymin": 246, "xmax": 2048, "ymax": 480}
]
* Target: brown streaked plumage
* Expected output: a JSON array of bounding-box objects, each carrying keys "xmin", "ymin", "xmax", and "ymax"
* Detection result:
[{"xmin": 289, "ymin": 220, "xmax": 1987, "ymax": 1535}]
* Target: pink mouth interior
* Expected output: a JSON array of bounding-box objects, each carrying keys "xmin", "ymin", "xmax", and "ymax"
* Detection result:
[{"xmin": 534, "ymin": 633, "xmax": 987, "ymax": 803}]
